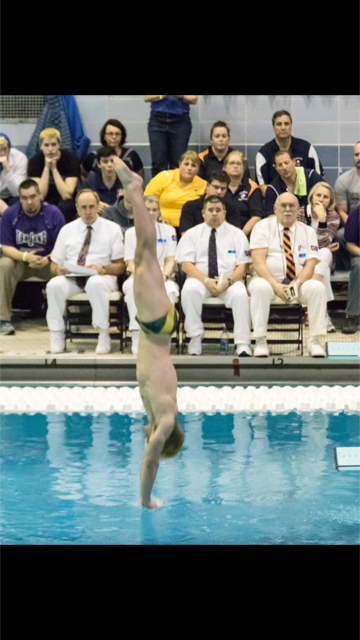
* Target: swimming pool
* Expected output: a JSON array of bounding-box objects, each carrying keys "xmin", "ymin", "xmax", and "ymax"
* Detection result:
[{"xmin": 0, "ymin": 386, "xmax": 359, "ymax": 545}]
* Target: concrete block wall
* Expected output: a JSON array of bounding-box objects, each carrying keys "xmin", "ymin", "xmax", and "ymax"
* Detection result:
[{"xmin": 2, "ymin": 95, "xmax": 359, "ymax": 188}]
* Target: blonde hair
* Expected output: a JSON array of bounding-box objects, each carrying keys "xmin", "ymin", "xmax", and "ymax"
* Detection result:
[
  {"xmin": 144, "ymin": 195, "xmax": 160, "ymax": 207},
  {"xmin": 161, "ymin": 423, "xmax": 185, "ymax": 459},
  {"xmin": 223, "ymin": 150, "xmax": 245, "ymax": 167},
  {"xmin": 179, "ymin": 150, "xmax": 201, "ymax": 168},
  {"xmin": 308, "ymin": 182, "xmax": 334, "ymax": 209},
  {"xmin": 39, "ymin": 128, "xmax": 61, "ymax": 144}
]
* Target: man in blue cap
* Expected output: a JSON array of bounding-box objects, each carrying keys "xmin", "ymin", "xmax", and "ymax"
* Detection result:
[{"xmin": 0, "ymin": 133, "xmax": 28, "ymax": 214}]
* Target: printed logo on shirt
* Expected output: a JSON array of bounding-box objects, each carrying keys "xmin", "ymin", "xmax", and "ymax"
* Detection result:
[
  {"xmin": 172, "ymin": 235, "xmax": 177, "ymax": 241},
  {"xmin": 238, "ymin": 191, "xmax": 249, "ymax": 201},
  {"xmin": 157, "ymin": 239, "xmax": 167, "ymax": 243},
  {"xmin": 228, "ymin": 250, "xmax": 236, "ymax": 253},
  {"xmin": 299, "ymin": 253, "xmax": 306, "ymax": 258},
  {"xmin": 245, "ymin": 250, "xmax": 251, "ymax": 257},
  {"xmin": 311, "ymin": 245, "xmax": 319, "ymax": 251},
  {"xmin": 293, "ymin": 156, "xmax": 304, "ymax": 166},
  {"xmin": 16, "ymin": 230, "xmax": 47, "ymax": 247}
]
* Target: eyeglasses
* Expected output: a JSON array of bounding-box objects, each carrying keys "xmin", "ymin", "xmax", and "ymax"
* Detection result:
[
  {"xmin": 105, "ymin": 131, "xmax": 121, "ymax": 138},
  {"xmin": 278, "ymin": 203, "xmax": 297, "ymax": 210},
  {"xmin": 227, "ymin": 161, "xmax": 242, "ymax": 166}
]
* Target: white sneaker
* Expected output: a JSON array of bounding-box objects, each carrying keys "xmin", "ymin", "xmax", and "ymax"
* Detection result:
[
  {"xmin": 188, "ymin": 334, "xmax": 203, "ymax": 356},
  {"xmin": 131, "ymin": 331, "xmax": 140, "ymax": 356},
  {"xmin": 50, "ymin": 331, "xmax": 65, "ymax": 354},
  {"xmin": 236, "ymin": 344, "xmax": 252, "ymax": 357},
  {"xmin": 307, "ymin": 338, "xmax": 326, "ymax": 358},
  {"xmin": 96, "ymin": 329, "xmax": 111, "ymax": 354},
  {"xmin": 326, "ymin": 313, "xmax": 336, "ymax": 333},
  {"xmin": 254, "ymin": 337, "xmax": 269, "ymax": 357}
]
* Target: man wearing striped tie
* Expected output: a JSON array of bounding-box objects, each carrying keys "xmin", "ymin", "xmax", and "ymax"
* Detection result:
[{"xmin": 249, "ymin": 192, "xmax": 327, "ymax": 357}]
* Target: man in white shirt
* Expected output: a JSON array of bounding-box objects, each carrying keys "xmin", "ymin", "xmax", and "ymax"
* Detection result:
[
  {"xmin": 249, "ymin": 192, "xmax": 327, "ymax": 357},
  {"xmin": 0, "ymin": 133, "xmax": 28, "ymax": 213},
  {"xmin": 123, "ymin": 195, "xmax": 179, "ymax": 355},
  {"xmin": 46, "ymin": 189, "xmax": 125, "ymax": 354},
  {"xmin": 176, "ymin": 195, "xmax": 252, "ymax": 356}
]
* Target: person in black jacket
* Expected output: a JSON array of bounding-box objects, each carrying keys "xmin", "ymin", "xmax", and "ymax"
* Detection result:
[{"xmin": 179, "ymin": 170, "xmax": 231, "ymax": 235}]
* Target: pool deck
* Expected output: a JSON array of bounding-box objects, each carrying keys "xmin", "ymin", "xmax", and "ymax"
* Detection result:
[{"xmin": 1, "ymin": 316, "xmax": 359, "ymax": 385}]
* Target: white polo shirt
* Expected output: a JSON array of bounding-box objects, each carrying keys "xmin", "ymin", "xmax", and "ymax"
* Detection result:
[
  {"xmin": 51, "ymin": 216, "xmax": 124, "ymax": 266},
  {"xmin": 249, "ymin": 216, "xmax": 320, "ymax": 281},
  {"xmin": 175, "ymin": 221, "xmax": 251, "ymax": 277},
  {"xmin": 124, "ymin": 222, "xmax": 177, "ymax": 269}
]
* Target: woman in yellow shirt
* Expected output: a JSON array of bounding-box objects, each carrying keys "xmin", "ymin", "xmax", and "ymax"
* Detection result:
[{"xmin": 144, "ymin": 151, "xmax": 207, "ymax": 230}]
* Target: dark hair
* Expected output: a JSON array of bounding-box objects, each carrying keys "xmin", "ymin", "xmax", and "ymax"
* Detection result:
[
  {"xmin": 272, "ymin": 110, "xmax": 293, "ymax": 126},
  {"xmin": 100, "ymin": 119, "xmax": 127, "ymax": 147},
  {"xmin": 209, "ymin": 170, "xmax": 230, "ymax": 185},
  {"xmin": 97, "ymin": 145, "xmax": 116, "ymax": 161},
  {"xmin": 19, "ymin": 179, "xmax": 41, "ymax": 193},
  {"xmin": 203, "ymin": 195, "xmax": 226, "ymax": 208},
  {"xmin": 210, "ymin": 120, "xmax": 230, "ymax": 138},
  {"xmin": 274, "ymin": 149, "xmax": 293, "ymax": 162}
]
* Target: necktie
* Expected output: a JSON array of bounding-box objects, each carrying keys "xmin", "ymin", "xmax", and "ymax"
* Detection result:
[
  {"xmin": 76, "ymin": 225, "xmax": 92, "ymax": 288},
  {"xmin": 77, "ymin": 226, "xmax": 93, "ymax": 266},
  {"xmin": 208, "ymin": 228, "xmax": 218, "ymax": 279},
  {"xmin": 283, "ymin": 227, "xmax": 296, "ymax": 281}
]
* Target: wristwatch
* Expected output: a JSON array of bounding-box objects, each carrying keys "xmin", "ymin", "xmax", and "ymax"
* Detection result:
[{"xmin": 227, "ymin": 278, "xmax": 234, "ymax": 287}]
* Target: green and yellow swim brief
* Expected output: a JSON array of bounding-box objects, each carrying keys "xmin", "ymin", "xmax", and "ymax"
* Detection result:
[{"xmin": 136, "ymin": 304, "xmax": 178, "ymax": 336}]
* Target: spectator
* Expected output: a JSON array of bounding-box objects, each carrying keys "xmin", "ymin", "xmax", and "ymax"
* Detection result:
[
  {"xmin": 0, "ymin": 133, "xmax": 28, "ymax": 213},
  {"xmin": 144, "ymin": 95, "xmax": 198, "ymax": 177},
  {"xmin": 82, "ymin": 147, "xmax": 122, "ymax": 212},
  {"xmin": 249, "ymin": 192, "xmax": 327, "ymax": 358},
  {"xmin": 179, "ymin": 170, "xmax": 231, "ymax": 235},
  {"xmin": 102, "ymin": 188, "xmax": 135, "ymax": 237},
  {"xmin": 28, "ymin": 127, "xmax": 81, "ymax": 224},
  {"xmin": 223, "ymin": 151, "xmax": 265, "ymax": 236},
  {"xmin": 264, "ymin": 150, "xmax": 322, "ymax": 218},
  {"xmin": 82, "ymin": 118, "xmax": 144, "ymax": 179},
  {"xmin": 342, "ymin": 205, "xmax": 360, "ymax": 334},
  {"xmin": 255, "ymin": 109, "xmax": 324, "ymax": 194},
  {"xmin": 306, "ymin": 182, "xmax": 340, "ymax": 332},
  {"xmin": 176, "ymin": 195, "xmax": 252, "ymax": 357},
  {"xmin": 46, "ymin": 189, "xmax": 125, "ymax": 355},
  {"xmin": 123, "ymin": 196, "xmax": 179, "ymax": 355},
  {"xmin": 144, "ymin": 150, "xmax": 206, "ymax": 231},
  {"xmin": 0, "ymin": 179, "xmax": 65, "ymax": 335},
  {"xmin": 198, "ymin": 121, "xmax": 235, "ymax": 181},
  {"xmin": 333, "ymin": 141, "xmax": 360, "ymax": 270}
]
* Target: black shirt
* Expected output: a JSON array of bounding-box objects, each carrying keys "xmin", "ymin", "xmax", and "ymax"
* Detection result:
[
  {"xmin": 255, "ymin": 136, "xmax": 324, "ymax": 186},
  {"xmin": 28, "ymin": 149, "xmax": 81, "ymax": 204},
  {"xmin": 225, "ymin": 178, "xmax": 265, "ymax": 230},
  {"xmin": 264, "ymin": 168, "xmax": 323, "ymax": 215},
  {"xmin": 198, "ymin": 146, "xmax": 235, "ymax": 181},
  {"xmin": 179, "ymin": 193, "xmax": 238, "ymax": 235}
]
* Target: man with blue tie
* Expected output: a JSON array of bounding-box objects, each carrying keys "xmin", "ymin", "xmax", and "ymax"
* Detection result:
[{"xmin": 175, "ymin": 195, "xmax": 252, "ymax": 356}]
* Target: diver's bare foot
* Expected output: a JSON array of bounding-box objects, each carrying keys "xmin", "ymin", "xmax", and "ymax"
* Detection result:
[{"xmin": 112, "ymin": 155, "xmax": 143, "ymax": 191}]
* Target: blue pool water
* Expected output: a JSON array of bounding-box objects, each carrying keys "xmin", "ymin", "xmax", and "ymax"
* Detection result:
[{"xmin": 0, "ymin": 410, "xmax": 359, "ymax": 545}]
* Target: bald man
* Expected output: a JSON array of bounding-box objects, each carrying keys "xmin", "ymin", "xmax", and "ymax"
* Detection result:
[{"xmin": 249, "ymin": 192, "xmax": 327, "ymax": 357}]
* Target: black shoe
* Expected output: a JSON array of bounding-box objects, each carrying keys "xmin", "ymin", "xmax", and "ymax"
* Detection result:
[{"xmin": 342, "ymin": 316, "xmax": 359, "ymax": 334}]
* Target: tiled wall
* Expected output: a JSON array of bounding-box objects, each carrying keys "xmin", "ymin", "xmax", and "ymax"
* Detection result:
[{"xmin": 2, "ymin": 95, "xmax": 360, "ymax": 187}]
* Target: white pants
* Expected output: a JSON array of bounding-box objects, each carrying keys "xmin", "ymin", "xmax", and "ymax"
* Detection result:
[
  {"xmin": 46, "ymin": 275, "xmax": 118, "ymax": 332},
  {"xmin": 314, "ymin": 247, "xmax": 334, "ymax": 302},
  {"xmin": 122, "ymin": 275, "xmax": 179, "ymax": 331},
  {"xmin": 248, "ymin": 277, "xmax": 327, "ymax": 338},
  {"xmin": 181, "ymin": 278, "xmax": 251, "ymax": 345}
]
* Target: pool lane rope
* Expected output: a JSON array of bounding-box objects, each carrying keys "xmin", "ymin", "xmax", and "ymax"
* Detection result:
[{"xmin": 0, "ymin": 386, "xmax": 359, "ymax": 415}]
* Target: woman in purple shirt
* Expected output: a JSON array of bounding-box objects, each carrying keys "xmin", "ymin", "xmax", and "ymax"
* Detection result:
[{"xmin": 144, "ymin": 95, "xmax": 198, "ymax": 177}]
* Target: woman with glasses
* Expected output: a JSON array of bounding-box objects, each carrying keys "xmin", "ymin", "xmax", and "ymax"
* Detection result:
[
  {"xmin": 82, "ymin": 118, "xmax": 144, "ymax": 180},
  {"xmin": 223, "ymin": 151, "xmax": 265, "ymax": 237}
]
